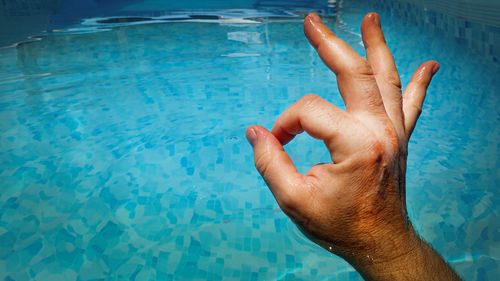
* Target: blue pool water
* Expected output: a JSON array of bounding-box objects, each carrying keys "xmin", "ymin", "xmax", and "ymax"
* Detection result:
[{"xmin": 0, "ymin": 0, "xmax": 499, "ymax": 280}]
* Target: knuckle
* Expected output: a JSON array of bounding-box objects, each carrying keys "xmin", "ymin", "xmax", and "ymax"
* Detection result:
[
  {"xmin": 386, "ymin": 75, "xmax": 402, "ymax": 90},
  {"xmin": 349, "ymin": 62, "xmax": 373, "ymax": 77},
  {"xmin": 362, "ymin": 129, "xmax": 400, "ymax": 165},
  {"xmin": 404, "ymin": 98, "xmax": 423, "ymax": 117},
  {"xmin": 298, "ymin": 94, "xmax": 327, "ymax": 114},
  {"xmin": 278, "ymin": 196, "xmax": 299, "ymax": 216},
  {"xmin": 315, "ymin": 32, "xmax": 336, "ymax": 51},
  {"xmin": 410, "ymin": 102, "xmax": 423, "ymax": 116},
  {"xmin": 277, "ymin": 182, "xmax": 310, "ymax": 218},
  {"xmin": 300, "ymin": 93, "xmax": 323, "ymax": 106},
  {"xmin": 413, "ymin": 70, "xmax": 432, "ymax": 85},
  {"xmin": 254, "ymin": 151, "xmax": 272, "ymax": 177},
  {"xmin": 364, "ymin": 138, "xmax": 386, "ymax": 164}
]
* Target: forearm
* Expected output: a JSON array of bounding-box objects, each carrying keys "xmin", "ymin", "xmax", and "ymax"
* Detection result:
[{"xmin": 351, "ymin": 234, "xmax": 462, "ymax": 281}]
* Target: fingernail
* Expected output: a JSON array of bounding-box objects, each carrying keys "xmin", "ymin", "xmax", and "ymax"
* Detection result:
[
  {"xmin": 246, "ymin": 127, "xmax": 257, "ymax": 147},
  {"xmin": 370, "ymin": 13, "xmax": 380, "ymax": 27},
  {"xmin": 309, "ymin": 13, "xmax": 321, "ymax": 24},
  {"xmin": 432, "ymin": 63, "xmax": 440, "ymax": 75}
]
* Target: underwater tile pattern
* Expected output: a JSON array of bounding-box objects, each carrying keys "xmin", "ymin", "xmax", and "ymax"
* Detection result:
[
  {"xmin": 0, "ymin": 0, "xmax": 499, "ymax": 280},
  {"xmin": 368, "ymin": 0, "xmax": 500, "ymax": 62}
]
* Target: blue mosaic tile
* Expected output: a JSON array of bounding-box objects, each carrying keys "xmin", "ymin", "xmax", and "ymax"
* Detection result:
[{"xmin": 368, "ymin": 0, "xmax": 500, "ymax": 62}]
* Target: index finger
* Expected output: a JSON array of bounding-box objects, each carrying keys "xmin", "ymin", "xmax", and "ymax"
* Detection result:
[{"xmin": 271, "ymin": 94, "xmax": 360, "ymax": 163}]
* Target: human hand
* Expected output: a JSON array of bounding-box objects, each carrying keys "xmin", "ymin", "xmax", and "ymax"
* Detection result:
[{"xmin": 246, "ymin": 12, "xmax": 442, "ymax": 275}]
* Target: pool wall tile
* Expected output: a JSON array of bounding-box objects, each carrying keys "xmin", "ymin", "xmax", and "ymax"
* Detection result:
[{"xmin": 368, "ymin": 0, "xmax": 500, "ymax": 62}]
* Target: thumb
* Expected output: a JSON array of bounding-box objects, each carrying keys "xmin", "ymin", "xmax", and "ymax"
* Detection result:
[{"xmin": 246, "ymin": 125, "xmax": 305, "ymax": 213}]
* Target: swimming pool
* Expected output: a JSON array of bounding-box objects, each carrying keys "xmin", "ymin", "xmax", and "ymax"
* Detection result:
[{"xmin": 0, "ymin": 0, "xmax": 499, "ymax": 280}]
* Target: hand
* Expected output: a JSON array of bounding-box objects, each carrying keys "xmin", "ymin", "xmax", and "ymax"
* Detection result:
[{"xmin": 246, "ymin": 12, "xmax": 460, "ymax": 280}]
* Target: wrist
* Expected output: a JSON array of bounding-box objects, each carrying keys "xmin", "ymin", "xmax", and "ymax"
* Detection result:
[
  {"xmin": 346, "ymin": 223, "xmax": 420, "ymax": 268},
  {"xmin": 347, "ymin": 230, "xmax": 462, "ymax": 281},
  {"xmin": 350, "ymin": 229, "xmax": 421, "ymax": 279}
]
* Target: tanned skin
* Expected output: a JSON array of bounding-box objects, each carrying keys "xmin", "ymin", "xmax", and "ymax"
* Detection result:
[{"xmin": 246, "ymin": 12, "xmax": 462, "ymax": 281}]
